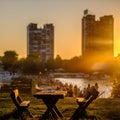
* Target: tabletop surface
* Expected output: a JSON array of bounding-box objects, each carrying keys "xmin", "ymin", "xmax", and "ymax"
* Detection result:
[{"xmin": 33, "ymin": 90, "xmax": 67, "ymax": 99}]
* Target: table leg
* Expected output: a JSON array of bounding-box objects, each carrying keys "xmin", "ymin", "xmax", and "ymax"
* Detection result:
[
  {"xmin": 41, "ymin": 97, "xmax": 64, "ymax": 119},
  {"xmin": 53, "ymin": 105, "xmax": 63, "ymax": 118},
  {"xmin": 50, "ymin": 97, "xmax": 64, "ymax": 118},
  {"xmin": 42, "ymin": 98, "xmax": 58, "ymax": 119}
]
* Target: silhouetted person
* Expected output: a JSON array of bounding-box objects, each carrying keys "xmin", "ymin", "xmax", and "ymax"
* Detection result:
[
  {"xmin": 95, "ymin": 82, "xmax": 99, "ymax": 90},
  {"xmin": 84, "ymin": 84, "xmax": 91, "ymax": 99},
  {"xmin": 78, "ymin": 90, "xmax": 83, "ymax": 97},
  {"xmin": 73, "ymin": 85, "xmax": 78, "ymax": 97},
  {"xmin": 67, "ymin": 84, "xmax": 74, "ymax": 97}
]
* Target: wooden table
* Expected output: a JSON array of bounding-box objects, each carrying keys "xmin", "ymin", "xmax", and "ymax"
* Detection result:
[{"xmin": 33, "ymin": 90, "xmax": 66, "ymax": 119}]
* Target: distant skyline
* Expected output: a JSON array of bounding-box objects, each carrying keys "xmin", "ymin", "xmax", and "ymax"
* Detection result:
[{"xmin": 0, "ymin": 0, "xmax": 120, "ymax": 59}]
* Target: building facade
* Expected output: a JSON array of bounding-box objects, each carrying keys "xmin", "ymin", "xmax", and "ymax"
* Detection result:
[
  {"xmin": 27, "ymin": 23, "xmax": 54, "ymax": 62},
  {"xmin": 82, "ymin": 10, "xmax": 114, "ymax": 62}
]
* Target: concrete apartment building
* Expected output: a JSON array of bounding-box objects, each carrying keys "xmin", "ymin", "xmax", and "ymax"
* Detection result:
[
  {"xmin": 82, "ymin": 10, "xmax": 114, "ymax": 62},
  {"xmin": 27, "ymin": 23, "xmax": 54, "ymax": 62}
]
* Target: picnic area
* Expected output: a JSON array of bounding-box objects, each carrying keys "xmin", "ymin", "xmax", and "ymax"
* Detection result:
[
  {"xmin": 1, "ymin": 92, "xmax": 120, "ymax": 120},
  {"xmin": 0, "ymin": 76, "xmax": 120, "ymax": 119}
]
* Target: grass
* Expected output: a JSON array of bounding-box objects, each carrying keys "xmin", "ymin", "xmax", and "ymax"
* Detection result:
[{"xmin": 0, "ymin": 93, "xmax": 120, "ymax": 120}]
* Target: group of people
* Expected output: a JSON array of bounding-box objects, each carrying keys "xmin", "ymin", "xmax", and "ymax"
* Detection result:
[
  {"xmin": 63, "ymin": 83, "xmax": 99, "ymax": 97},
  {"xmin": 45, "ymin": 78, "xmax": 99, "ymax": 98}
]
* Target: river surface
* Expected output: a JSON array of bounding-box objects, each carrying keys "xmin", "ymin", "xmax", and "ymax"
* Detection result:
[{"xmin": 55, "ymin": 77, "xmax": 112, "ymax": 98}]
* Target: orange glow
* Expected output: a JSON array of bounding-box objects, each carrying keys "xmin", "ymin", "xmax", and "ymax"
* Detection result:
[{"xmin": 0, "ymin": 1, "xmax": 120, "ymax": 59}]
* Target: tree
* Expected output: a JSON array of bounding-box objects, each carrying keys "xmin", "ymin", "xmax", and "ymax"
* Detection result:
[
  {"xmin": 17, "ymin": 58, "xmax": 26, "ymax": 72},
  {"xmin": 2, "ymin": 50, "xmax": 18, "ymax": 72},
  {"xmin": 69, "ymin": 56, "xmax": 81, "ymax": 72},
  {"xmin": 45, "ymin": 57, "xmax": 54, "ymax": 72},
  {"xmin": 54, "ymin": 55, "xmax": 63, "ymax": 69},
  {"xmin": 23, "ymin": 53, "xmax": 41, "ymax": 74},
  {"xmin": 63, "ymin": 56, "xmax": 82, "ymax": 72}
]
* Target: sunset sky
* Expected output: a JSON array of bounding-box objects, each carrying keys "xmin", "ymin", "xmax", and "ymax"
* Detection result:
[{"xmin": 0, "ymin": 0, "xmax": 120, "ymax": 59}]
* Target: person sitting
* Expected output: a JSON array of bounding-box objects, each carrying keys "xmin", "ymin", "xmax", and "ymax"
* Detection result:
[
  {"xmin": 73, "ymin": 85, "xmax": 78, "ymax": 97},
  {"xmin": 67, "ymin": 84, "xmax": 74, "ymax": 97},
  {"xmin": 95, "ymin": 82, "xmax": 99, "ymax": 90},
  {"xmin": 78, "ymin": 90, "xmax": 83, "ymax": 97},
  {"xmin": 83, "ymin": 84, "xmax": 91, "ymax": 99}
]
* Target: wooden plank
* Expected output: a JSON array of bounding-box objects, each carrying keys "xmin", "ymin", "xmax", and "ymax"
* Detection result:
[
  {"xmin": 33, "ymin": 91, "xmax": 67, "ymax": 99},
  {"xmin": 76, "ymin": 97, "xmax": 87, "ymax": 103},
  {"xmin": 20, "ymin": 101, "xmax": 30, "ymax": 107}
]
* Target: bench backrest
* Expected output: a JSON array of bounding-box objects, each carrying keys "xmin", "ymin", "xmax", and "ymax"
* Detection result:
[
  {"xmin": 82, "ymin": 86, "xmax": 99, "ymax": 110},
  {"xmin": 90, "ymin": 86, "xmax": 99, "ymax": 99},
  {"xmin": 10, "ymin": 89, "xmax": 22, "ymax": 109},
  {"xmin": 85, "ymin": 86, "xmax": 99, "ymax": 99}
]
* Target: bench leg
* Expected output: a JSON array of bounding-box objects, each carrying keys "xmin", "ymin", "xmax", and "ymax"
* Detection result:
[
  {"xmin": 71, "ymin": 108, "xmax": 86, "ymax": 120},
  {"xmin": 25, "ymin": 108, "xmax": 34, "ymax": 118},
  {"xmin": 16, "ymin": 108, "xmax": 33, "ymax": 119}
]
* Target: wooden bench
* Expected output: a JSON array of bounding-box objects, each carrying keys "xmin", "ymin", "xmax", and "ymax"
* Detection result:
[
  {"xmin": 71, "ymin": 86, "xmax": 99, "ymax": 120},
  {"xmin": 10, "ymin": 89, "xmax": 33, "ymax": 118}
]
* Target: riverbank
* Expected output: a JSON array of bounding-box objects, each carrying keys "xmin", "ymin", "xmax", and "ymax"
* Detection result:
[{"xmin": 0, "ymin": 93, "xmax": 120, "ymax": 120}]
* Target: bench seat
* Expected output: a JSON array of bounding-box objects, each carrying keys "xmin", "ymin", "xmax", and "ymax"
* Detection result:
[
  {"xmin": 76, "ymin": 97, "xmax": 87, "ymax": 103},
  {"xmin": 20, "ymin": 101, "xmax": 30, "ymax": 107}
]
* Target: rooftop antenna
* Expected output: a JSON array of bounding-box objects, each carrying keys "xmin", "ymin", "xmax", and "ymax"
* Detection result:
[{"xmin": 84, "ymin": 9, "xmax": 88, "ymax": 16}]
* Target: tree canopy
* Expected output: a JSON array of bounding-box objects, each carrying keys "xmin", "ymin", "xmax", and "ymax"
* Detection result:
[{"xmin": 2, "ymin": 50, "xmax": 18, "ymax": 72}]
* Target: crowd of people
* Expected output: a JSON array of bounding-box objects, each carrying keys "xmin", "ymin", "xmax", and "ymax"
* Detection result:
[{"xmin": 48, "ymin": 78, "xmax": 99, "ymax": 98}]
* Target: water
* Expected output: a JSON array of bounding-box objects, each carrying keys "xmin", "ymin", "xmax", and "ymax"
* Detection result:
[{"xmin": 55, "ymin": 78, "xmax": 112, "ymax": 98}]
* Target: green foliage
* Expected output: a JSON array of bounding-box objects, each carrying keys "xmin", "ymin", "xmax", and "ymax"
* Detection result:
[
  {"xmin": 2, "ymin": 50, "xmax": 18, "ymax": 72},
  {"xmin": 111, "ymin": 73, "xmax": 120, "ymax": 98},
  {"xmin": 45, "ymin": 57, "xmax": 54, "ymax": 71},
  {"xmin": 16, "ymin": 58, "xmax": 26, "ymax": 72},
  {"xmin": 54, "ymin": 55, "xmax": 63, "ymax": 69},
  {"xmin": 110, "ymin": 56, "xmax": 120, "ymax": 98},
  {"xmin": 22, "ymin": 53, "xmax": 41, "ymax": 74},
  {"xmin": 62, "ymin": 56, "xmax": 83, "ymax": 72}
]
